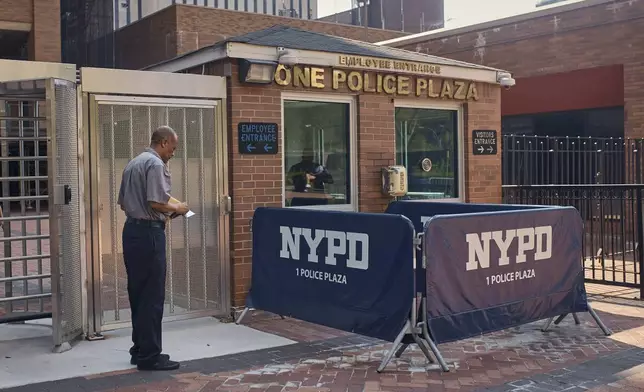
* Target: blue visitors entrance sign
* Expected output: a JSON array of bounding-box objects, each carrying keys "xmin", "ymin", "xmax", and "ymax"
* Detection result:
[{"xmin": 238, "ymin": 122, "xmax": 278, "ymax": 154}]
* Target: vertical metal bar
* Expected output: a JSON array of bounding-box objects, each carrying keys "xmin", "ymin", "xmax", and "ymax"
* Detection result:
[
  {"xmin": 199, "ymin": 109, "xmax": 207, "ymax": 307},
  {"xmin": 621, "ymin": 188, "xmax": 628, "ymax": 285},
  {"xmin": 636, "ymin": 143, "xmax": 642, "ymax": 288},
  {"xmin": 129, "ymin": 107, "xmax": 134, "ymax": 159},
  {"xmin": 599, "ymin": 185, "xmax": 606, "ymax": 282},
  {"xmin": 501, "ymin": 135, "xmax": 506, "ymax": 184},
  {"xmin": 165, "ymin": 107, "xmax": 174, "ymax": 313},
  {"xmin": 182, "ymin": 108, "xmax": 190, "ymax": 310},
  {"xmin": 635, "ymin": 186, "xmax": 644, "ymax": 299},
  {"xmin": 631, "ymin": 186, "xmax": 638, "ymax": 287},
  {"xmin": 511, "ymin": 135, "xmax": 517, "ymax": 185},
  {"xmin": 110, "ymin": 106, "xmax": 119, "ymax": 321},
  {"xmin": 576, "ymin": 136, "xmax": 581, "ymax": 184},
  {"xmin": 609, "ymin": 187, "xmax": 616, "ymax": 283},
  {"xmin": 1, "ymin": 100, "xmax": 13, "ymax": 315},
  {"xmin": 546, "ymin": 137, "xmax": 552, "ymax": 185},
  {"xmin": 148, "ymin": 106, "xmax": 153, "ymax": 141},
  {"xmin": 47, "ymin": 79, "xmax": 65, "ymax": 346},
  {"xmin": 19, "ymin": 101, "xmax": 28, "ymax": 312},
  {"xmin": 35, "ymin": 101, "xmax": 44, "ymax": 312}
]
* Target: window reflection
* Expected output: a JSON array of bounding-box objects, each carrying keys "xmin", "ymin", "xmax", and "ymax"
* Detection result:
[
  {"xmin": 395, "ymin": 108, "xmax": 459, "ymax": 200},
  {"xmin": 283, "ymin": 100, "xmax": 351, "ymax": 207}
]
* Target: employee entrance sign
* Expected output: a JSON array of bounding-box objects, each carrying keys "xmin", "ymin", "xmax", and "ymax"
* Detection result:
[
  {"xmin": 238, "ymin": 122, "xmax": 278, "ymax": 154},
  {"xmin": 472, "ymin": 129, "xmax": 497, "ymax": 155}
]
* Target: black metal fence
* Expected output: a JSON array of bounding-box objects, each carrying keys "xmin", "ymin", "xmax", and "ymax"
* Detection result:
[
  {"xmin": 502, "ymin": 135, "xmax": 644, "ymax": 186},
  {"xmin": 503, "ymin": 184, "xmax": 644, "ymax": 298}
]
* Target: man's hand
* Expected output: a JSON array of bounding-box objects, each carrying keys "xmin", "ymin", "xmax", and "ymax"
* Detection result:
[{"xmin": 175, "ymin": 202, "xmax": 190, "ymax": 215}]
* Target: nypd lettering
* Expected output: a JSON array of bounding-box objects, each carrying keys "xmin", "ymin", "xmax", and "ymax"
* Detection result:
[
  {"xmin": 465, "ymin": 226, "xmax": 552, "ymax": 270},
  {"xmin": 464, "ymin": 225, "xmax": 552, "ymax": 286},
  {"xmin": 279, "ymin": 226, "xmax": 370, "ymax": 285}
]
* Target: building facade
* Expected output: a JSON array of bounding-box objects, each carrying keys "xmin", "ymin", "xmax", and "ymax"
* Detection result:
[
  {"xmin": 0, "ymin": 0, "xmax": 61, "ymax": 62},
  {"xmin": 318, "ymin": 0, "xmax": 444, "ymax": 33},
  {"xmin": 380, "ymin": 0, "xmax": 639, "ymax": 141},
  {"xmin": 146, "ymin": 26, "xmax": 506, "ymax": 305},
  {"xmin": 115, "ymin": 0, "xmax": 319, "ymax": 29},
  {"xmin": 114, "ymin": 4, "xmax": 408, "ymax": 69}
]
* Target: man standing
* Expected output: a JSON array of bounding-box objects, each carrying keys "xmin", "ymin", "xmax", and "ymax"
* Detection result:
[{"xmin": 117, "ymin": 126, "xmax": 189, "ymax": 371}]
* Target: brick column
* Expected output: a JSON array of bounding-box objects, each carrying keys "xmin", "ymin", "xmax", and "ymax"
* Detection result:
[
  {"xmin": 357, "ymin": 95, "xmax": 395, "ymax": 213},
  {"xmin": 464, "ymin": 84, "xmax": 502, "ymax": 203},
  {"xmin": 29, "ymin": 0, "xmax": 61, "ymax": 62}
]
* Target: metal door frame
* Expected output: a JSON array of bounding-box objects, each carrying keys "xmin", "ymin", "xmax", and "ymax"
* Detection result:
[
  {"xmin": 79, "ymin": 68, "xmax": 230, "ymax": 336},
  {"xmin": 0, "ymin": 60, "xmax": 83, "ymax": 350}
]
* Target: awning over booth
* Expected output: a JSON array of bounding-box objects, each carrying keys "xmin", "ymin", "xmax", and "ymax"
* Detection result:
[{"xmin": 144, "ymin": 25, "xmax": 511, "ymax": 85}]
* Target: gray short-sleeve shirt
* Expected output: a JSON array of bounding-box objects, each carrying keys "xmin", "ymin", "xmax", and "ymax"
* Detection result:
[{"xmin": 117, "ymin": 147, "xmax": 172, "ymax": 221}]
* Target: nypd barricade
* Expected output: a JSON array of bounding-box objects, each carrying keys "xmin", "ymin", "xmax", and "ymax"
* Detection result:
[
  {"xmin": 238, "ymin": 203, "xmax": 611, "ymax": 373},
  {"xmin": 249, "ymin": 207, "xmax": 416, "ymax": 344},
  {"xmin": 384, "ymin": 201, "xmax": 542, "ymax": 293}
]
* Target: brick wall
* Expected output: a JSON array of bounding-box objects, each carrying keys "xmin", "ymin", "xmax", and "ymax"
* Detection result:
[
  {"xmin": 392, "ymin": 0, "xmax": 644, "ymax": 138},
  {"xmin": 188, "ymin": 60, "xmax": 501, "ymax": 306},
  {"xmin": 29, "ymin": 0, "xmax": 60, "ymax": 62},
  {"xmin": 465, "ymin": 84, "xmax": 502, "ymax": 203},
  {"xmin": 0, "ymin": 0, "xmax": 60, "ymax": 62},
  {"xmin": 0, "ymin": 0, "xmax": 32, "ymax": 23},
  {"xmin": 115, "ymin": 6, "xmax": 179, "ymax": 70},
  {"xmin": 115, "ymin": 4, "xmax": 407, "ymax": 70}
]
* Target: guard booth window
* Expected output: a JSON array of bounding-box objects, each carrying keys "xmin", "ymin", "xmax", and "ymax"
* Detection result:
[
  {"xmin": 283, "ymin": 99, "xmax": 352, "ymax": 209},
  {"xmin": 395, "ymin": 107, "xmax": 459, "ymax": 200}
]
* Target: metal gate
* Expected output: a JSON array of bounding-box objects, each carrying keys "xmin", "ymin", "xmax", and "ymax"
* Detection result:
[
  {"xmin": 502, "ymin": 134, "xmax": 644, "ymax": 297},
  {"xmin": 80, "ymin": 68, "xmax": 230, "ymax": 333},
  {"xmin": 0, "ymin": 71, "xmax": 84, "ymax": 349}
]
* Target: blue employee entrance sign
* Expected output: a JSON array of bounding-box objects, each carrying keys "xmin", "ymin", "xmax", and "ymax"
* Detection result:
[{"xmin": 238, "ymin": 122, "xmax": 278, "ymax": 154}]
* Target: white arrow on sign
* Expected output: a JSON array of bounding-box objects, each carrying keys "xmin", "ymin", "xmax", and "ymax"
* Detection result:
[
  {"xmin": 478, "ymin": 146, "xmax": 484, "ymax": 153},
  {"xmin": 487, "ymin": 146, "xmax": 494, "ymax": 153}
]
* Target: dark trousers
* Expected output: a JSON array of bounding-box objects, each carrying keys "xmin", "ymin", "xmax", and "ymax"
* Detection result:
[{"xmin": 122, "ymin": 219, "xmax": 167, "ymax": 365}]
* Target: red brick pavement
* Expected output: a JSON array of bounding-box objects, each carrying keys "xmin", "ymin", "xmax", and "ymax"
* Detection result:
[{"xmin": 15, "ymin": 295, "xmax": 634, "ymax": 392}]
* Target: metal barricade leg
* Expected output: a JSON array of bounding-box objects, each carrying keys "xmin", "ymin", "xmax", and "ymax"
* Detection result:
[
  {"xmin": 572, "ymin": 313, "xmax": 581, "ymax": 325},
  {"xmin": 588, "ymin": 305, "xmax": 612, "ymax": 336},
  {"xmin": 235, "ymin": 307, "xmax": 251, "ymax": 325},
  {"xmin": 419, "ymin": 298, "xmax": 449, "ymax": 372},
  {"xmin": 541, "ymin": 317, "xmax": 555, "ymax": 332},
  {"xmin": 394, "ymin": 344, "xmax": 408, "ymax": 358},
  {"xmin": 377, "ymin": 320, "xmax": 411, "ymax": 373},
  {"xmin": 554, "ymin": 314, "xmax": 568, "ymax": 325},
  {"xmin": 420, "ymin": 319, "xmax": 450, "ymax": 372}
]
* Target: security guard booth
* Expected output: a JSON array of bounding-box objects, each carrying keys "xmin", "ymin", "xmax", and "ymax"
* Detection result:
[{"xmin": 145, "ymin": 25, "xmax": 511, "ymax": 308}]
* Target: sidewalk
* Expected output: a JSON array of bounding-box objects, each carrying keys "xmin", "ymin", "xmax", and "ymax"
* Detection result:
[{"xmin": 3, "ymin": 284, "xmax": 644, "ymax": 392}]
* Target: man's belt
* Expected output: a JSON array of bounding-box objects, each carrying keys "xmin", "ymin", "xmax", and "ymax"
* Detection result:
[{"xmin": 126, "ymin": 217, "xmax": 166, "ymax": 229}]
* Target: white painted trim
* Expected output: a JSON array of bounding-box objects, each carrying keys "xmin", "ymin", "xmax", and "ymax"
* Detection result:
[
  {"xmin": 142, "ymin": 45, "xmax": 227, "ymax": 72},
  {"xmin": 93, "ymin": 95, "xmax": 218, "ymax": 108},
  {"xmin": 377, "ymin": 0, "xmax": 613, "ymax": 47},
  {"xmin": 280, "ymin": 92, "xmax": 359, "ymax": 212},
  {"xmin": 228, "ymin": 43, "xmax": 502, "ymax": 84},
  {"xmin": 393, "ymin": 99, "xmax": 465, "ymax": 203},
  {"xmin": 0, "ymin": 21, "xmax": 31, "ymax": 31},
  {"xmin": 0, "ymin": 59, "xmax": 77, "ymax": 83},
  {"xmin": 80, "ymin": 67, "xmax": 227, "ymax": 99}
]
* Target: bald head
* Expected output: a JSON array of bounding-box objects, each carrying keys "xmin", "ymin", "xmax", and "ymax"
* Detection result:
[
  {"xmin": 150, "ymin": 126, "xmax": 178, "ymax": 162},
  {"xmin": 151, "ymin": 126, "xmax": 177, "ymax": 146}
]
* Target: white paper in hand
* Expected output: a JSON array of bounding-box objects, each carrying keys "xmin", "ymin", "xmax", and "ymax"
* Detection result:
[{"xmin": 185, "ymin": 210, "xmax": 195, "ymax": 218}]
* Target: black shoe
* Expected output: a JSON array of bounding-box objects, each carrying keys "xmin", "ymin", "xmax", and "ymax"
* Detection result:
[
  {"xmin": 136, "ymin": 356, "xmax": 180, "ymax": 371},
  {"xmin": 130, "ymin": 353, "xmax": 169, "ymax": 366}
]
